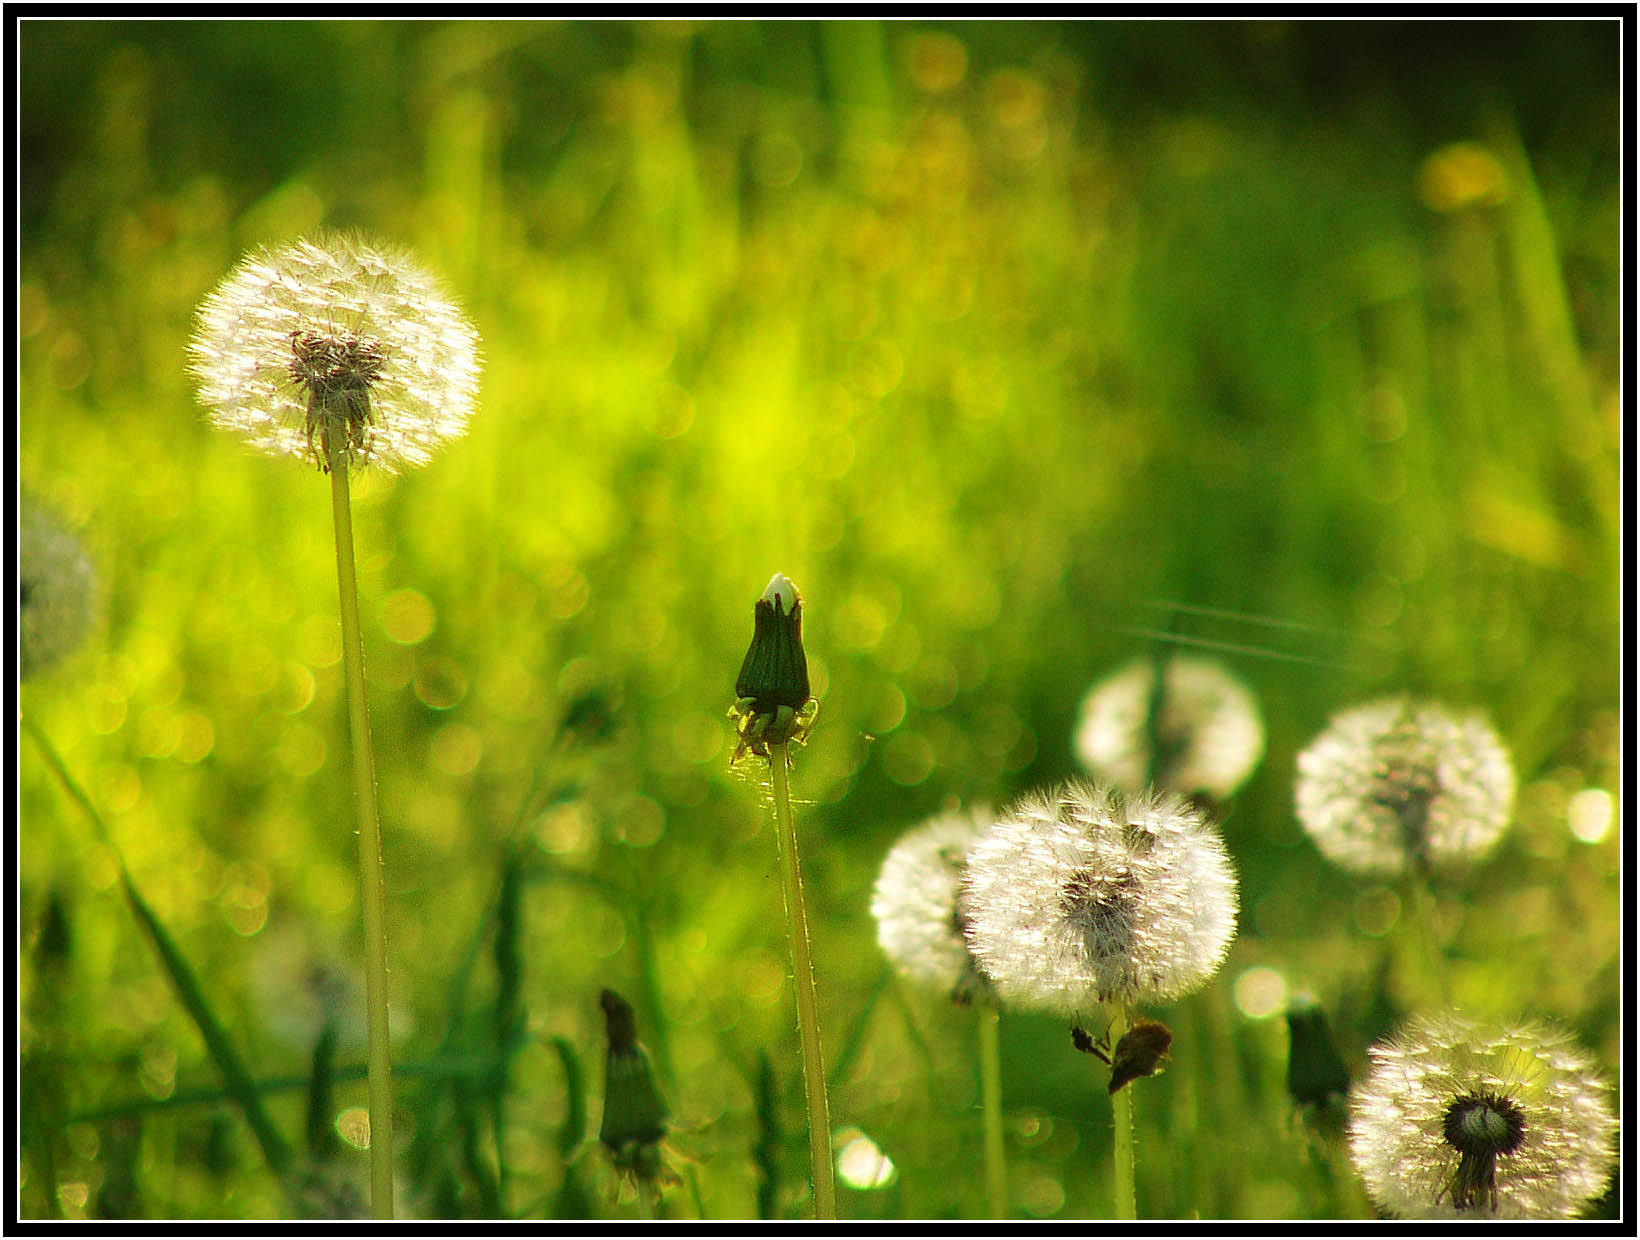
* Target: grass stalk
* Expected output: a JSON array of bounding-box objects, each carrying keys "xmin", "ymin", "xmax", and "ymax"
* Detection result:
[
  {"xmin": 22, "ymin": 712, "xmax": 294, "ymax": 1184},
  {"xmin": 978, "ymin": 1002, "xmax": 1007, "ymax": 1217},
  {"xmin": 768, "ymin": 740, "xmax": 836, "ymax": 1219},
  {"xmin": 1108, "ymin": 1005, "xmax": 1137, "ymax": 1220},
  {"xmin": 327, "ymin": 454, "xmax": 395, "ymax": 1219}
]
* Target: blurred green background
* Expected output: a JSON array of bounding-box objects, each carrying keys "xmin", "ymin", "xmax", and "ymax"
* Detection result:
[{"xmin": 18, "ymin": 19, "xmax": 1620, "ymax": 1220}]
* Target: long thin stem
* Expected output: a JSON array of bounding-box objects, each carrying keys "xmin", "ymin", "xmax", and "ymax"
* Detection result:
[
  {"xmin": 328, "ymin": 455, "xmax": 395, "ymax": 1219},
  {"xmin": 977, "ymin": 1002, "xmax": 1007, "ymax": 1217},
  {"xmin": 1108, "ymin": 1005, "xmax": 1137, "ymax": 1220},
  {"xmin": 768, "ymin": 741, "xmax": 836, "ymax": 1219}
]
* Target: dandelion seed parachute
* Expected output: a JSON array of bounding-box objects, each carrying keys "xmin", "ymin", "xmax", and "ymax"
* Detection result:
[
  {"xmin": 20, "ymin": 498, "xmax": 98, "ymax": 680},
  {"xmin": 1348, "ymin": 1012, "xmax": 1616, "ymax": 1219},
  {"xmin": 1074, "ymin": 653, "xmax": 1265, "ymax": 800},
  {"xmin": 1294, "ymin": 697, "xmax": 1515, "ymax": 877},
  {"xmin": 960, "ymin": 780, "xmax": 1238, "ymax": 1015},
  {"xmin": 871, "ymin": 807, "xmax": 995, "ymax": 1002},
  {"xmin": 189, "ymin": 235, "xmax": 481, "ymax": 474}
]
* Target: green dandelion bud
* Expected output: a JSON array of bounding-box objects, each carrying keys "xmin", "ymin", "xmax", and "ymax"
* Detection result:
[
  {"xmin": 598, "ymin": 989, "xmax": 671, "ymax": 1185},
  {"xmin": 20, "ymin": 497, "xmax": 98, "ymax": 680},
  {"xmin": 730, "ymin": 573, "xmax": 818, "ymax": 763},
  {"xmin": 1286, "ymin": 994, "xmax": 1352, "ymax": 1110}
]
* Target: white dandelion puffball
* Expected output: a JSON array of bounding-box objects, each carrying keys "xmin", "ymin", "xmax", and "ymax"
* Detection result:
[
  {"xmin": 1348, "ymin": 1011, "xmax": 1616, "ymax": 1219},
  {"xmin": 189, "ymin": 234, "xmax": 481, "ymax": 474},
  {"xmin": 871, "ymin": 807, "xmax": 994, "ymax": 1001},
  {"xmin": 1073, "ymin": 653, "xmax": 1265, "ymax": 800},
  {"xmin": 20, "ymin": 498, "xmax": 99, "ymax": 680},
  {"xmin": 1294, "ymin": 697, "xmax": 1515, "ymax": 877},
  {"xmin": 960, "ymin": 780, "xmax": 1238, "ymax": 1014}
]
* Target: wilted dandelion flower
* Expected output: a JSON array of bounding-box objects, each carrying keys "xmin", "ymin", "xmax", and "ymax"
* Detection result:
[
  {"xmin": 189, "ymin": 234, "xmax": 481, "ymax": 474},
  {"xmin": 1348, "ymin": 1012, "xmax": 1616, "ymax": 1219},
  {"xmin": 20, "ymin": 498, "xmax": 98, "ymax": 680},
  {"xmin": 729, "ymin": 573, "xmax": 818, "ymax": 764},
  {"xmin": 871, "ymin": 807, "xmax": 995, "ymax": 1004},
  {"xmin": 599, "ymin": 989, "xmax": 675, "ymax": 1190},
  {"xmin": 1073, "ymin": 653, "xmax": 1264, "ymax": 800},
  {"xmin": 960, "ymin": 780, "xmax": 1238, "ymax": 1015},
  {"xmin": 1294, "ymin": 697, "xmax": 1515, "ymax": 877}
]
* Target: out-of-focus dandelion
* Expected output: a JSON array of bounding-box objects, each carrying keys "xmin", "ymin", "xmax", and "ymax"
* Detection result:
[
  {"xmin": 598, "ymin": 989, "xmax": 674, "ymax": 1196},
  {"xmin": 870, "ymin": 807, "xmax": 995, "ymax": 1005},
  {"xmin": 189, "ymin": 234, "xmax": 481, "ymax": 474},
  {"xmin": 20, "ymin": 497, "xmax": 98, "ymax": 681},
  {"xmin": 871, "ymin": 806, "xmax": 1006, "ymax": 1214},
  {"xmin": 961, "ymin": 779, "xmax": 1238, "ymax": 1015},
  {"xmin": 1294, "ymin": 697, "xmax": 1515, "ymax": 878},
  {"xmin": 1348, "ymin": 1011, "xmax": 1616, "ymax": 1219},
  {"xmin": 1073, "ymin": 653, "xmax": 1264, "ymax": 801}
]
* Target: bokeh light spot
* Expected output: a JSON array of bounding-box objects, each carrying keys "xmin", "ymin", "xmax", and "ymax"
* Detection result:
[
  {"xmin": 835, "ymin": 1127, "xmax": 897, "ymax": 1189},
  {"xmin": 383, "ymin": 588, "xmax": 437, "ymax": 645},
  {"xmin": 1233, "ymin": 965, "xmax": 1288, "ymax": 1019},
  {"xmin": 1353, "ymin": 886, "xmax": 1402, "ymax": 937},
  {"xmin": 1568, "ymin": 788, "xmax": 1613, "ymax": 844}
]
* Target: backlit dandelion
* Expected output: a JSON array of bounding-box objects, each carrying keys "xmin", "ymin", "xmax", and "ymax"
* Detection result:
[
  {"xmin": 1073, "ymin": 653, "xmax": 1264, "ymax": 800},
  {"xmin": 20, "ymin": 498, "xmax": 98, "ymax": 681},
  {"xmin": 189, "ymin": 234, "xmax": 481, "ymax": 474},
  {"xmin": 871, "ymin": 807, "xmax": 995, "ymax": 1004},
  {"xmin": 1294, "ymin": 697, "xmax": 1515, "ymax": 877},
  {"xmin": 960, "ymin": 780, "xmax": 1238, "ymax": 1015},
  {"xmin": 1348, "ymin": 1012, "xmax": 1616, "ymax": 1219}
]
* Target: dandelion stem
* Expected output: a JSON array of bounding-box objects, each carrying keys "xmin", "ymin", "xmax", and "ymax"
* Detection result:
[
  {"xmin": 328, "ymin": 451, "xmax": 395, "ymax": 1219},
  {"xmin": 768, "ymin": 740, "xmax": 836, "ymax": 1219},
  {"xmin": 978, "ymin": 1002, "xmax": 1007, "ymax": 1217},
  {"xmin": 1109, "ymin": 1004, "xmax": 1138, "ymax": 1220}
]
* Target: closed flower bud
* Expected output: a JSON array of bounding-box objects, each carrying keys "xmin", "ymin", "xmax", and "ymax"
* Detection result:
[
  {"xmin": 1348, "ymin": 1012, "xmax": 1616, "ymax": 1219},
  {"xmin": 729, "ymin": 573, "xmax": 818, "ymax": 763},
  {"xmin": 598, "ymin": 989, "xmax": 672, "ymax": 1185}
]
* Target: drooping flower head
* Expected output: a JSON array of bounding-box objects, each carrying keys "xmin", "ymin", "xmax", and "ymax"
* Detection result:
[
  {"xmin": 729, "ymin": 573, "xmax": 818, "ymax": 764},
  {"xmin": 1294, "ymin": 697, "xmax": 1515, "ymax": 877},
  {"xmin": 20, "ymin": 497, "xmax": 99, "ymax": 680},
  {"xmin": 598, "ymin": 988, "xmax": 674, "ymax": 1190},
  {"xmin": 871, "ymin": 807, "xmax": 996, "ymax": 1005},
  {"xmin": 189, "ymin": 234, "xmax": 481, "ymax": 474},
  {"xmin": 1348, "ymin": 1012, "xmax": 1616, "ymax": 1219},
  {"xmin": 1074, "ymin": 652, "xmax": 1265, "ymax": 801},
  {"xmin": 960, "ymin": 780, "xmax": 1238, "ymax": 1015}
]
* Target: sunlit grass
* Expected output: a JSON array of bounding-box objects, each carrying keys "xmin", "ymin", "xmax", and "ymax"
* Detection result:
[{"xmin": 19, "ymin": 19, "xmax": 1619, "ymax": 1221}]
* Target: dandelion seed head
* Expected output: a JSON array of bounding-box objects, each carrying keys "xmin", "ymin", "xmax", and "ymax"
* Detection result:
[
  {"xmin": 1348, "ymin": 1012, "xmax": 1616, "ymax": 1219},
  {"xmin": 189, "ymin": 234, "xmax": 481, "ymax": 474},
  {"xmin": 20, "ymin": 498, "xmax": 98, "ymax": 680},
  {"xmin": 1074, "ymin": 653, "xmax": 1264, "ymax": 800},
  {"xmin": 960, "ymin": 780, "xmax": 1238, "ymax": 1015},
  {"xmin": 1295, "ymin": 697, "xmax": 1515, "ymax": 877},
  {"xmin": 871, "ymin": 807, "xmax": 995, "ymax": 1002}
]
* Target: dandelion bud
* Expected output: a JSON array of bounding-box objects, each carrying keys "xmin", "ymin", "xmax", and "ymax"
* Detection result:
[
  {"xmin": 1285, "ymin": 994, "xmax": 1352, "ymax": 1111},
  {"xmin": 960, "ymin": 780, "xmax": 1238, "ymax": 1015},
  {"xmin": 189, "ymin": 234, "xmax": 481, "ymax": 475},
  {"xmin": 870, "ymin": 808, "xmax": 997, "ymax": 1006},
  {"xmin": 729, "ymin": 573, "xmax": 817, "ymax": 763},
  {"xmin": 598, "ymin": 989, "xmax": 671, "ymax": 1186},
  {"xmin": 1074, "ymin": 653, "xmax": 1265, "ymax": 801},
  {"xmin": 1294, "ymin": 697, "xmax": 1515, "ymax": 877},
  {"xmin": 1347, "ymin": 1012, "xmax": 1616, "ymax": 1219},
  {"xmin": 20, "ymin": 498, "xmax": 98, "ymax": 680}
]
